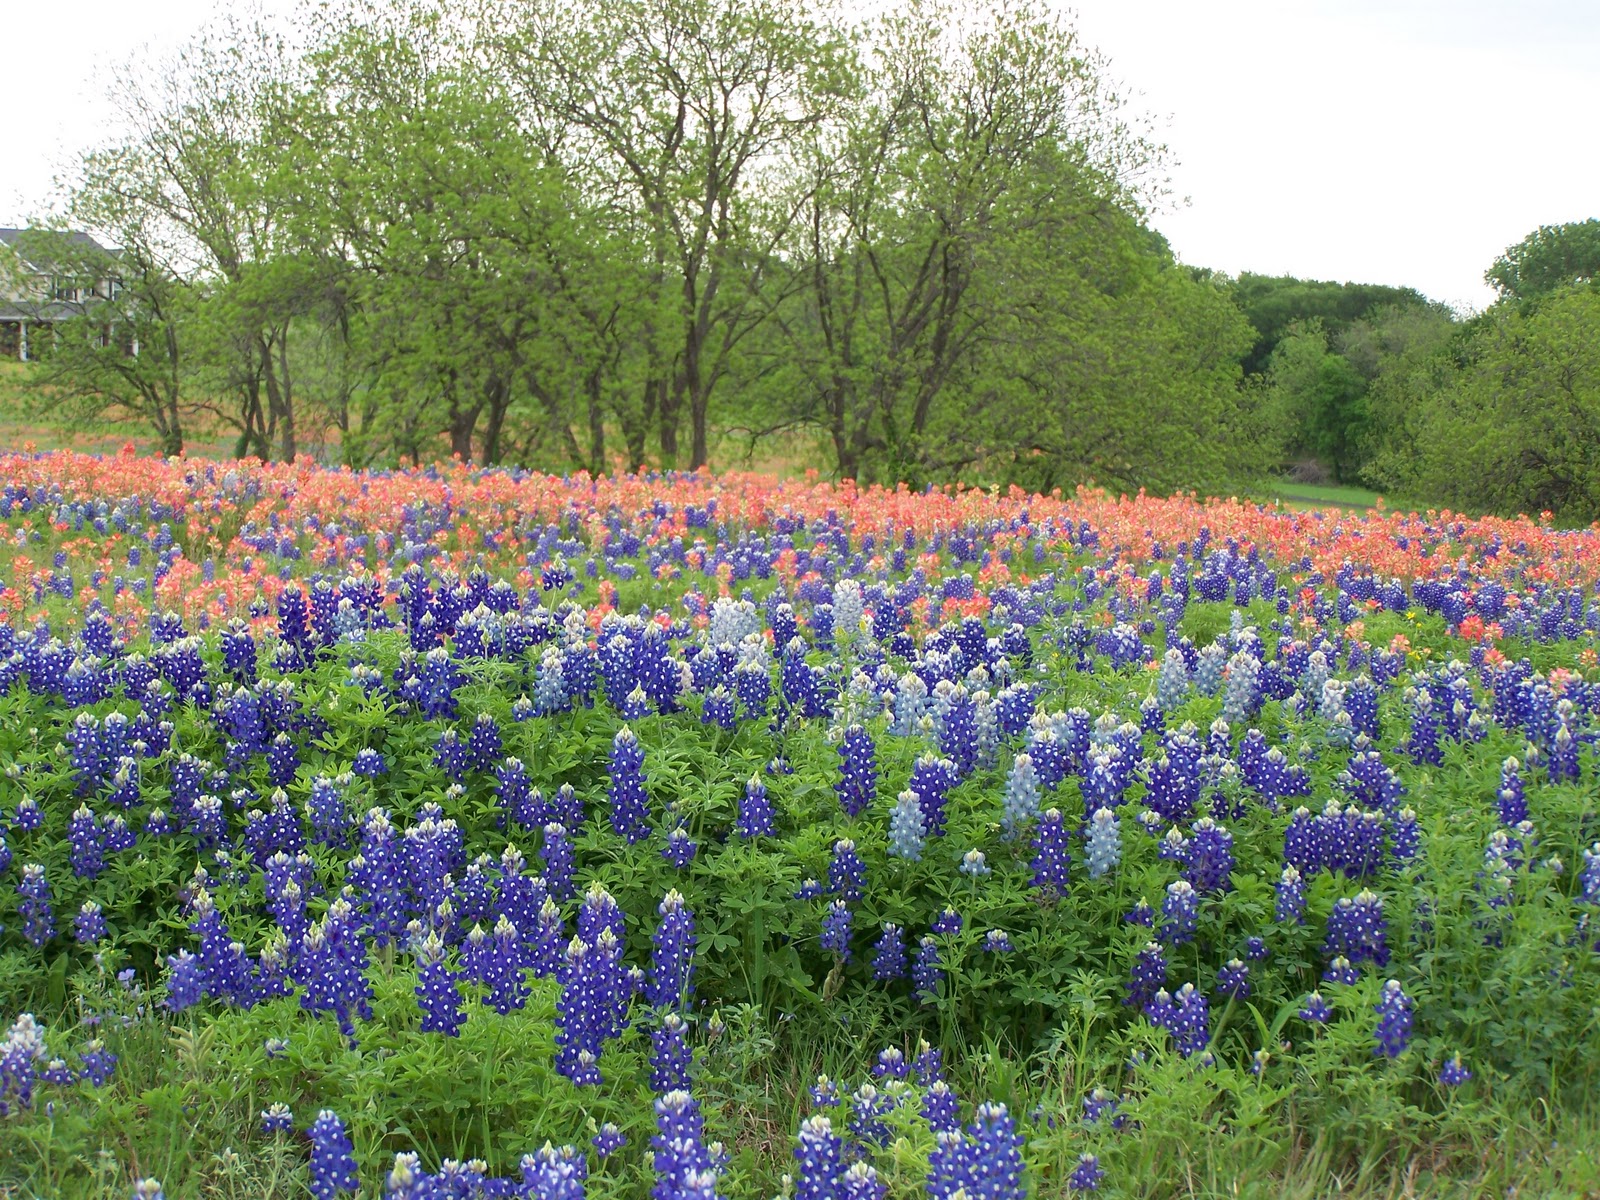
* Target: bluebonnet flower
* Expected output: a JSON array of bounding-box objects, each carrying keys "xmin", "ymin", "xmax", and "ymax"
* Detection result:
[
  {"xmin": 163, "ymin": 950, "xmax": 205, "ymax": 1011},
  {"xmin": 820, "ymin": 901, "xmax": 853, "ymax": 961},
  {"xmin": 1148, "ymin": 982, "xmax": 1210, "ymax": 1058},
  {"xmin": 1373, "ymin": 979, "xmax": 1413, "ymax": 1058},
  {"xmin": 922, "ymin": 1081, "xmax": 960, "ymax": 1132},
  {"xmin": 829, "ymin": 839, "xmax": 868, "ymax": 901},
  {"xmin": 1084, "ymin": 807, "xmax": 1121, "ymax": 879},
  {"xmin": 13, "ymin": 796, "xmax": 43, "ymax": 832},
  {"xmin": 650, "ymin": 1089, "xmax": 717, "ymax": 1200},
  {"xmin": 982, "ymin": 929, "xmax": 1015, "ymax": 954},
  {"xmin": 810, "ymin": 1075, "xmax": 841, "ymax": 1108},
  {"xmin": 651, "ymin": 1013, "xmax": 694, "ymax": 1093},
  {"xmin": 1183, "ymin": 819, "xmax": 1235, "ymax": 893},
  {"xmin": 1030, "ymin": 808, "xmax": 1072, "ymax": 898},
  {"xmin": 352, "ymin": 747, "xmax": 385, "ymax": 777},
  {"xmin": 306, "ymin": 775, "xmax": 351, "ymax": 847},
  {"xmin": 887, "ymin": 790, "xmax": 927, "ymax": 862},
  {"xmin": 1579, "ymin": 842, "xmax": 1600, "ymax": 904},
  {"xmin": 872, "ymin": 1047, "xmax": 909, "ymax": 1079},
  {"xmin": 1498, "ymin": 757, "xmax": 1528, "ymax": 825},
  {"xmin": 1439, "ymin": 1054, "xmax": 1471, "ymax": 1087},
  {"xmin": 908, "ymin": 754, "xmax": 957, "ymax": 838},
  {"xmin": 933, "ymin": 907, "xmax": 964, "ymax": 935},
  {"xmin": 912, "ymin": 1042, "xmax": 944, "ymax": 1084},
  {"xmin": 871, "ymin": 925, "xmax": 907, "ymax": 980},
  {"xmin": 67, "ymin": 805, "xmax": 104, "ymax": 880},
  {"xmin": 592, "ymin": 1122, "xmax": 626, "ymax": 1158},
  {"xmin": 960, "ymin": 849, "xmax": 991, "ymax": 878},
  {"xmin": 1215, "ymin": 958, "xmax": 1250, "ymax": 999},
  {"xmin": 77, "ymin": 1039, "xmax": 117, "ymax": 1087},
  {"xmin": 1082, "ymin": 1088, "xmax": 1123, "ymax": 1128},
  {"xmin": 74, "ymin": 901, "xmax": 108, "ymax": 945},
  {"xmin": 1275, "ymin": 865, "xmax": 1306, "ymax": 925},
  {"xmin": 839, "ymin": 1162, "xmax": 886, "ymax": 1200},
  {"xmin": 468, "ymin": 712, "xmax": 503, "ymax": 772},
  {"xmin": 295, "ymin": 899, "xmax": 374, "ymax": 1042},
  {"xmin": 913, "ymin": 936, "xmax": 944, "ymax": 1002},
  {"xmin": 307, "ymin": 1110, "xmax": 360, "ymax": 1200},
  {"xmin": 132, "ymin": 1181, "xmax": 165, "ymax": 1200},
  {"xmin": 260, "ymin": 1102, "xmax": 294, "ymax": 1134},
  {"xmin": 650, "ymin": 890, "xmax": 696, "ymax": 1011},
  {"xmin": 1322, "ymin": 956, "xmax": 1360, "ymax": 987},
  {"xmin": 737, "ymin": 776, "xmax": 775, "ymax": 838},
  {"xmin": 1160, "ymin": 881, "xmax": 1199, "ymax": 945},
  {"xmin": 413, "ymin": 930, "xmax": 465, "ymax": 1036},
  {"xmin": 794, "ymin": 1114, "xmax": 843, "ymax": 1200},
  {"xmin": 1000, "ymin": 753, "xmax": 1041, "ymax": 838},
  {"xmin": 1323, "ymin": 890, "xmax": 1389, "ymax": 968},
  {"xmin": 1068, "ymin": 1154, "xmax": 1105, "ymax": 1192},
  {"xmin": 17, "ymin": 864, "xmax": 53, "ymax": 947},
  {"xmin": 1125, "ymin": 942, "xmax": 1167, "ymax": 1009},
  {"xmin": 541, "ymin": 823, "xmax": 577, "ymax": 900},
  {"xmin": 608, "ymin": 727, "xmax": 652, "ymax": 844},
  {"xmin": 835, "ymin": 725, "xmax": 877, "ymax": 818},
  {"xmin": 847, "ymin": 1082, "xmax": 894, "ymax": 1148}
]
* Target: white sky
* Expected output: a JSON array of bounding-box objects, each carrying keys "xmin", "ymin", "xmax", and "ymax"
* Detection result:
[{"xmin": 2, "ymin": 0, "xmax": 1595, "ymax": 311}]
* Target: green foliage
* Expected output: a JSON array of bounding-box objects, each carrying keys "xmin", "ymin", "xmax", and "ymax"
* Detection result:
[
  {"xmin": 1367, "ymin": 287, "xmax": 1600, "ymax": 519},
  {"xmin": 1230, "ymin": 272, "xmax": 1436, "ymax": 378},
  {"xmin": 1486, "ymin": 219, "xmax": 1600, "ymax": 302}
]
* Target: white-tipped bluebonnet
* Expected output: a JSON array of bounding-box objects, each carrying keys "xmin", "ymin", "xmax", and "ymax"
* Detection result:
[
  {"xmin": 1084, "ymin": 807, "xmax": 1121, "ymax": 879},
  {"xmin": 913, "ymin": 936, "xmax": 944, "ymax": 1003},
  {"xmin": 1215, "ymin": 958, "xmax": 1250, "ymax": 999},
  {"xmin": 260, "ymin": 1102, "xmax": 293, "ymax": 1134},
  {"xmin": 163, "ymin": 950, "xmax": 205, "ymax": 1011},
  {"xmin": 794, "ymin": 1113, "xmax": 843, "ymax": 1200},
  {"xmin": 1068, "ymin": 1153, "xmax": 1104, "ymax": 1192},
  {"xmin": 132, "ymin": 1181, "xmax": 165, "ymax": 1200},
  {"xmin": 649, "ymin": 890, "xmax": 696, "ymax": 1011},
  {"xmin": 413, "ymin": 930, "xmax": 464, "ymax": 1036},
  {"xmin": 1323, "ymin": 889, "xmax": 1389, "ymax": 968},
  {"xmin": 74, "ymin": 901, "xmax": 108, "ymax": 945},
  {"xmin": 1000, "ymin": 753, "xmax": 1041, "ymax": 839},
  {"xmin": 922, "ymin": 1080, "xmax": 960, "ymax": 1132},
  {"xmin": 1030, "ymin": 809, "xmax": 1071, "ymax": 898},
  {"xmin": 835, "ymin": 725, "xmax": 877, "ymax": 818},
  {"xmin": 887, "ymin": 790, "xmax": 927, "ymax": 862},
  {"xmin": 592, "ymin": 1122, "xmax": 626, "ymax": 1158},
  {"xmin": 1125, "ymin": 942, "xmax": 1167, "ymax": 1009},
  {"xmin": 737, "ymin": 776, "xmax": 775, "ymax": 839},
  {"xmin": 960, "ymin": 849, "xmax": 990, "ymax": 878},
  {"xmin": 1160, "ymin": 881, "xmax": 1199, "ymax": 945},
  {"xmin": 607, "ymin": 726, "xmax": 652, "ymax": 844},
  {"xmin": 662, "ymin": 826, "xmax": 697, "ymax": 869},
  {"xmin": 1322, "ymin": 956, "xmax": 1359, "ymax": 986},
  {"xmin": 650, "ymin": 1013, "xmax": 694, "ymax": 1093},
  {"xmin": 907, "ymin": 754, "xmax": 957, "ymax": 838},
  {"xmin": 1439, "ymin": 1053, "xmax": 1471, "ymax": 1087},
  {"xmin": 307, "ymin": 1110, "xmax": 359, "ymax": 1200},
  {"xmin": 871, "ymin": 925, "xmax": 907, "ymax": 981},
  {"xmin": 1275, "ymin": 865, "xmax": 1306, "ymax": 925},
  {"xmin": 651, "ymin": 1089, "xmax": 717, "ymax": 1199},
  {"xmin": 828, "ymin": 839, "xmax": 867, "ymax": 901},
  {"xmin": 820, "ymin": 900, "xmax": 853, "ymax": 961},
  {"xmin": 982, "ymin": 929, "xmax": 1014, "ymax": 954},
  {"xmin": 1373, "ymin": 979, "xmax": 1413, "ymax": 1058}
]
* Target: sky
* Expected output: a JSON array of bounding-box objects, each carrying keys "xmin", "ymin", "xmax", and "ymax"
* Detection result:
[{"xmin": 2, "ymin": 0, "xmax": 1595, "ymax": 312}]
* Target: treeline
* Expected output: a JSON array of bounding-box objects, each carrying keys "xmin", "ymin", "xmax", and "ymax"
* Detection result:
[
  {"xmin": 14, "ymin": 0, "xmax": 1600, "ymax": 515},
  {"xmin": 1252, "ymin": 219, "xmax": 1600, "ymax": 520},
  {"xmin": 17, "ymin": 0, "xmax": 1266, "ymax": 493}
]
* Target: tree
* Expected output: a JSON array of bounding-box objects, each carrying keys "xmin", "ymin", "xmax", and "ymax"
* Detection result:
[
  {"xmin": 499, "ymin": 0, "xmax": 851, "ymax": 469},
  {"xmin": 1486, "ymin": 219, "xmax": 1600, "ymax": 303},
  {"xmin": 15, "ymin": 230, "xmax": 191, "ymax": 456},
  {"xmin": 1231, "ymin": 273, "xmax": 1433, "ymax": 377},
  {"xmin": 1264, "ymin": 321, "xmax": 1368, "ymax": 483},
  {"xmin": 1370, "ymin": 288, "xmax": 1600, "ymax": 519}
]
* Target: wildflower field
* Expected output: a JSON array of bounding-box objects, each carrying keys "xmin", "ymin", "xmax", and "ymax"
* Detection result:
[{"xmin": 0, "ymin": 452, "xmax": 1598, "ymax": 1200}]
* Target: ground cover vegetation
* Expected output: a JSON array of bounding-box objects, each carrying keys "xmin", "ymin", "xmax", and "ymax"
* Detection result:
[{"xmin": 0, "ymin": 455, "xmax": 1597, "ymax": 1197}]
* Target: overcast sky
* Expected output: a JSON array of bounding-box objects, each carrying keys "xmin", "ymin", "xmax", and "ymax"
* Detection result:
[{"xmin": 3, "ymin": 0, "xmax": 1594, "ymax": 311}]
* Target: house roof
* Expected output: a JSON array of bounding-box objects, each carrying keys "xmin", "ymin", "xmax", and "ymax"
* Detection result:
[{"xmin": 0, "ymin": 228, "xmax": 119, "ymax": 273}]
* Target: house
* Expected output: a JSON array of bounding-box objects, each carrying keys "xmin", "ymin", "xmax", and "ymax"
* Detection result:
[{"xmin": 0, "ymin": 228, "xmax": 124, "ymax": 361}]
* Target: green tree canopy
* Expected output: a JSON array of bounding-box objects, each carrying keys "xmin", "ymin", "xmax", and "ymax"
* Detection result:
[{"xmin": 1486, "ymin": 219, "xmax": 1600, "ymax": 303}]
